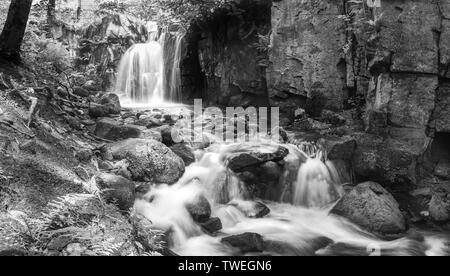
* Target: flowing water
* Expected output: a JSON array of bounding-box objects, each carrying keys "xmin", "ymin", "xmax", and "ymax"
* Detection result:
[
  {"xmin": 134, "ymin": 140, "xmax": 450, "ymax": 256},
  {"xmin": 115, "ymin": 26, "xmax": 184, "ymax": 108}
]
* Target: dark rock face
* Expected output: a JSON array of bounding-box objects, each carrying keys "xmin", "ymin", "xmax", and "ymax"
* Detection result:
[
  {"xmin": 109, "ymin": 138, "xmax": 185, "ymax": 183},
  {"xmin": 429, "ymin": 188, "xmax": 450, "ymax": 222},
  {"xmin": 95, "ymin": 173, "xmax": 135, "ymax": 210},
  {"xmin": 95, "ymin": 118, "xmax": 142, "ymax": 141},
  {"xmin": 227, "ymin": 146, "xmax": 288, "ymax": 172},
  {"xmin": 182, "ymin": 0, "xmax": 272, "ymax": 107},
  {"xmin": 221, "ymin": 232, "xmax": 265, "ymax": 253},
  {"xmin": 186, "ymin": 194, "xmax": 212, "ymax": 223},
  {"xmin": 268, "ymin": 0, "xmax": 348, "ymax": 114},
  {"xmin": 199, "ymin": 217, "xmax": 222, "ymax": 234},
  {"xmin": 331, "ymin": 182, "xmax": 406, "ymax": 236},
  {"xmin": 170, "ymin": 143, "xmax": 196, "ymax": 166}
]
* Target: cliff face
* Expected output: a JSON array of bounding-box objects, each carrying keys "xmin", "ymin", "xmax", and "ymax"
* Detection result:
[
  {"xmin": 181, "ymin": 0, "xmax": 450, "ymax": 188},
  {"xmin": 267, "ymin": 0, "xmax": 348, "ymax": 117}
]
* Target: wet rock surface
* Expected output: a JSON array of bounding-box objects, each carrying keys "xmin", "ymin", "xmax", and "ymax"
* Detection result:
[
  {"xmin": 331, "ymin": 182, "xmax": 406, "ymax": 236},
  {"xmin": 221, "ymin": 232, "xmax": 265, "ymax": 254}
]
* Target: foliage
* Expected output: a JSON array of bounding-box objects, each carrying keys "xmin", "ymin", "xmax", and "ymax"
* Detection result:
[
  {"xmin": 1, "ymin": 193, "xmax": 165, "ymax": 256},
  {"xmin": 306, "ymin": 90, "xmax": 327, "ymax": 118}
]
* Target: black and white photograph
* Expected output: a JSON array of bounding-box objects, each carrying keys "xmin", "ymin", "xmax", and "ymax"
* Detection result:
[{"xmin": 0, "ymin": 0, "xmax": 449, "ymax": 260}]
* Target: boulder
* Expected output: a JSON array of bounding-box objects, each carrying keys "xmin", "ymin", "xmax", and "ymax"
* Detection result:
[
  {"xmin": 95, "ymin": 173, "xmax": 135, "ymax": 210},
  {"xmin": 429, "ymin": 188, "xmax": 450, "ymax": 222},
  {"xmin": 73, "ymin": 86, "xmax": 90, "ymax": 97},
  {"xmin": 320, "ymin": 136, "xmax": 356, "ymax": 161},
  {"xmin": 199, "ymin": 217, "xmax": 222, "ymax": 234},
  {"xmin": 157, "ymin": 125, "xmax": 176, "ymax": 146},
  {"xmin": 221, "ymin": 232, "xmax": 264, "ymax": 253},
  {"xmin": 186, "ymin": 194, "xmax": 212, "ymax": 223},
  {"xmin": 98, "ymin": 93, "xmax": 121, "ymax": 115},
  {"xmin": 94, "ymin": 118, "xmax": 142, "ymax": 141},
  {"xmin": 109, "ymin": 138, "xmax": 185, "ymax": 183},
  {"xmin": 170, "ymin": 143, "xmax": 196, "ymax": 166},
  {"xmin": 227, "ymin": 146, "xmax": 289, "ymax": 172},
  {"xmin": 321, "ymin": 110, "xmax": 346, "ymax": 126},
  {"xmin": 82, "ymin": 80, "xmax": 100, "ymax": 92},
  {"xmin": 331, "ymin": 182, "xmax": 406, "ymax": 236}
]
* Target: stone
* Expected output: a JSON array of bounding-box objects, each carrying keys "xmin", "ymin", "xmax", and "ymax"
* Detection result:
[
  {"xmin": 227, "ymin": 146, "xmax": 289, "ymax": 172},
  {"xmin": 109, "ymin": 138, "xmax": 185, "ymax": 183},
  {"xmin": 186, "ymin": 194, "xmax": 212, "ymax": 223},
  {"xmin": 170, "ymin": 143, "xmax": 196, "ymax": 166},
  {"xmin": 73, "ymin": 86, "xmax": 90, "ymax": 97},
  {"xmin": 82, "ymin": 80, "xmax": 100, "ymax": 92},
  {"xmin": 429, "ymin": 189, "xmax": 450, "ymax": 222},
  {"xmin": 221, "ymin": 232, "xmax": 264, "ymax": 253},
  {"xmin": 435, "ymin": 161, "xmax": 450, "ymax": 180},
  {"xmin": 94, "ymin": 118, "xmax": 142, "ymax": 141},
  {"xmin": 89, "ymin": 103, "xmax": 110, "ymax": 118},
  {"xmin": 98, "ymin": 93, "xmax": 121, "ymax": 115},
  {"xmin": 294, "ymin": 108, "xmax": 306, "ymax": 120},
  {"xmin": 228, "ymin": 200, "xmax": 270, "ymax": 218},
  {"xmin": 199, "ymin": 217, "xmax": 222, "ymax": 234},
  {"xmin": 157, "ymin": 125, "xmax": 176, "ymax": 146},
  {"xmin": 95, "ymin": 173, "xmax": 135, "ymax": 210},
  {"xmin": 321, "ymin": 110, "xmax": 346, "ymax": 126},
  {"xmin": 433, "ymin": 81, "xmax": 450, "ymax": 133},
  {"xmin": 320, "ymin": 136, "xmax": 356, "ymax": 161},
  {"xmin": 292, "ymin": 118, "xmax": 331, "ymax": 131},
  {"xmin": 331, "ymin": 182, "xmax": 406, "ymax": 236}
]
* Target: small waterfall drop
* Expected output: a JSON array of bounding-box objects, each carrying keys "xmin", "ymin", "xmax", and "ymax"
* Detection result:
[{"xmin": 115, "ymin": 25, "xmax": 184, "ymax": 107}]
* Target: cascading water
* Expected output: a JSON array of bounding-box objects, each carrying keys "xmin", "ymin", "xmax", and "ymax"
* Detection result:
[
  {"xmin": 115, "ymin": 25, "xmax": 184, "ymax": 107},
  {"xmin": 133, "ymin": 138, "xmax": 449, "ymax": 256},
  {"xmin": 115, "ymin": 42, "xmax": 165, "ymax": 106}
]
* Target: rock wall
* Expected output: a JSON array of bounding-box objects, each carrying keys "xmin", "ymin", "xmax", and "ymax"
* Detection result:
[
  {"xmin": 182, "ymin": 0, "xmax": 272, "ymax": 107},
  {"xmin": 267, "ymin": 0, "xmax": 348, "ymax": 117},
  {"xmin": 357, "ymin": 0, "xmax": 450, "ymax": 187}
]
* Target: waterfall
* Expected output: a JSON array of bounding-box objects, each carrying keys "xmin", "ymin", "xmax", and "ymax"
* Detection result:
[{"xmin": 115, "ymin": 25, "xmax": 184, "ymax": 107}]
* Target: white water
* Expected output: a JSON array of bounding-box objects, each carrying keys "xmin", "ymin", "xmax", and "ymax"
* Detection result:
[
  {"xmin": 133, "ymin": 140, "xmax": 449, "ymax": 256},
  {"xmin": 115, "ymin": 27, "xmax": 184, "ymax": 108},
  {"xmin": 115, "ymin": 42, "xmax": 165, "ymax": 106}
]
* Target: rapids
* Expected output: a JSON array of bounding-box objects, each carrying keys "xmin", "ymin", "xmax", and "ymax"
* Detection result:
[{"xmin": 133, "ymin": 140, "xmax": 449, "ymax": 256}]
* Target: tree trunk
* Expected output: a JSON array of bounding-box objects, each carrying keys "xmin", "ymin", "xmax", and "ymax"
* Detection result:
[
  {"xmin": 0, "ymin": 0, "xmax": 33, "ymax": 63},
  {"xmin": 47, "ymin": 0, "xmax": 56, "ymax": 26}
]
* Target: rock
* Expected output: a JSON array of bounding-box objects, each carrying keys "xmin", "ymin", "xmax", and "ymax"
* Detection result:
[
  {"xmin": 170, "ymin": 143, "xmax": 195, "ymax": 166},
  {"xmin": 434, "ymin": 161, "xmax": 450, "ymax": 180},
  {"xmin": 47, "ymin": 235, "xmax": 73, "ymax": 251},
  {"xmin": 221, "ymin": 233, "xmax": 264, "ymax": 253},
  {"xmin": 95, "ymin": 173, "xmax": 135, "ymax": 210},
  {"xmin": 228, "ymin": 200, "xmax": 270, "ymax": 218},
  {"xmin": 157, "ymin": 125, "xmax": 176, "ymax": 146},
  {"xmin": 89, "ymin": 103, "xmax": 111, "ymax": 118},
  {"xmin": 292, "ymin": 118, "xmax": 331, "ymax": 131},
  {"xmin": 199, "ymin": 217, "xmax": 222, "ymax": 234},
  {"xmin": 98, "ymin": 160, "xmax": 114, "ymax": 171},
  {"xmin": 73, "ymin": 86, "xmax": 90, "ymax": 97},
  {"xmin": 109, "ymin": 138, "xmax": 185, "ymax": 183},
  {"xmin": 320, "ymin": 136, "xmax": 356, "ymax": 161},
  {"xmin": 186, "ymin": 194, "xmax": 212, "ymax": 223},
  {"xmin": 82, "ymin": 80, "xmax": 100, "ymax": 92},
  {"xmin": 294, "ymin": 108, "xmax": 306, "ymax": 120},
  {"xmin": 64, "ymin": 115, "xmax": 82, "ymax": 130},
  {"xmin": 331, "ymin": 182, "xmax": 406, "ymax": 236},
  {"xmin": 147, "ymin": 118, "xmax": 163, "ymax": 128},
  {"xmin": 94, "ymin": 118, "xmax": 142, "ymax": 141},
  {"xmin": 89, "ymin": 93, "xmax": 122, "ymax": 118},
  {"xmin": 227, "ymin": 146, "xmax": 289, "ymax": 172},
  {"xmin": 321, "ymin": 110, "xmax": 346, "ymax": 126},
  {"xmin": 429, "ymin": 189, "xmax": 450, "ymax": 222}
]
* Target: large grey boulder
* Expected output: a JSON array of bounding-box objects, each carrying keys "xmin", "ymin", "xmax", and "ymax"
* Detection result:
[
  {"xmin": 109, "ymin": 139, "xmax": 185, "ymax": 183},
  {"xmin": 331, "ymin": 182, "xmax": 406, "ymax": 236}
]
